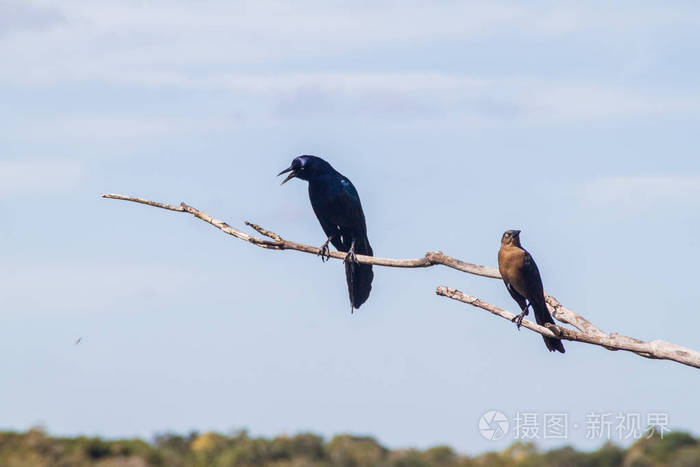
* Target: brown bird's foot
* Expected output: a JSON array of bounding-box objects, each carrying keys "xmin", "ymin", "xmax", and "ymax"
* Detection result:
[
  {"xmin": 511, "ymin": 310, "xmax": 528, "ymax": 330},
  {"xmin": 317, "ymin": 237, "xmax": 333, "ymax": 262}
]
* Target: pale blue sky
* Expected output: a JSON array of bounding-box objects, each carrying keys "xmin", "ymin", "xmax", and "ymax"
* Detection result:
[{"xmin": 1, "ymin": 0, "xmax": 699, "ymax": 454}]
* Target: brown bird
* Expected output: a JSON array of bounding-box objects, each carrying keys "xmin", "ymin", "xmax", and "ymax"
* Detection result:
[{"xmin": 497, "ymin": 229, "xmax": 565, "ymax": 353}]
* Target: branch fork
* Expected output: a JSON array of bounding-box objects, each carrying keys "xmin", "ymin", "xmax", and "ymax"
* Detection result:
[{"xmin": 102, "ymin": 193, "xmax": 700, "ymax": 370}]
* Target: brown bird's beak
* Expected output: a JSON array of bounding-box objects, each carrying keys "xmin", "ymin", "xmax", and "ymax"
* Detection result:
[{"xmin": 278, "ymin": 166, "xmax": 297, "ymax": 185}]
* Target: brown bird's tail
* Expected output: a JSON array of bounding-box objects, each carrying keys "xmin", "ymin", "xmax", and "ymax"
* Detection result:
[
  {"xmin": 533, "ymin": 301, "xmax": 565, "ymax": 353},
  {"xmin": 345, "ymin": 236, "xmax": 373, "ymax": 310}
]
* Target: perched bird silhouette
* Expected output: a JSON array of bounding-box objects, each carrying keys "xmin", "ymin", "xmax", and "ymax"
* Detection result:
[
  {"xmin": 498, "ymin": 230, "xmax": 565, "ymax": 353},
  {"xmin": 279, "ymin": 155, "xmax": 373, "ymax": 310}
]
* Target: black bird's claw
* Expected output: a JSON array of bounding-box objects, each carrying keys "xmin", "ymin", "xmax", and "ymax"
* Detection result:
[
  {"xmin": 345, "ymin": 250, "xmax": 358, "ymax": 264},
  {"xmin": 511, "ymin": 311, "xmax": 527, "ymax": 330},
  {"xmin": 317, "ymin": 240, "xmax": 331, "ymax": 262}
]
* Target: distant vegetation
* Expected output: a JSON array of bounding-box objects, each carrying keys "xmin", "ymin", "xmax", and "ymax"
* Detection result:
[{"xmin": 0, "ymin": 427, "xmax": 698, "ymax": 466}]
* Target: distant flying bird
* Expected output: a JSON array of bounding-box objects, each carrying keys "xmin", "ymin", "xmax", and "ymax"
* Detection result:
[
  {"xmin": 497, "ymin": 230, "xmax": 565, "ymax": 353},
  {"xmin": 279, "ymin": 155, "xmax": 374, "ymax": 310},
  {"xmin": 74, "ymin": 337, "xmax": 82, "ymax": 345}
]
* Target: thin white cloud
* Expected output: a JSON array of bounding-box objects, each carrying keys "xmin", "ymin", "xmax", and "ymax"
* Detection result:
[
  {"xmin": 0, "ymin": 1, "xmax": 530, "ymax": 85},
  {"xmin": 3, "ymin": 73, "xmax": 698, "ymax": 145},
  {"xmin": 1, "ymin": 1, "xmax": 696, "ymax": 86},
  {"xmin": 0, "ymin": 1, "xmax": 64, "ymax": 35},
  {"xmin": 214, "ymin": 73, "xmax": 700, "ymax": 121},
  {"xmin": 1, "ymin": 72, "xmax": 697, "ymax": 151},
  {"xmin": 1, "ymin": 1, "xmax": 699, "ymax": 132},
  {"xmin": 581, "ymin": 175, "xmax": 700, "ymax": 206},
  {"xmin": 2, "ymin": 114, "xmax": 250, "ymax": 147},
  {"xmin": 0, "ymin": 160, "xmax": 86, "ymax": 197}
]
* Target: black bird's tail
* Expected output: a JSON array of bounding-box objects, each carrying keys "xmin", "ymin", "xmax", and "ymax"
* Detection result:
[
  {"xmin": 533, "ymin": 301, "xmax": 565, "ymax": 353},
  {"xmin": 346, "ymin": 236, "xmax": 373, "ymax": 310}
]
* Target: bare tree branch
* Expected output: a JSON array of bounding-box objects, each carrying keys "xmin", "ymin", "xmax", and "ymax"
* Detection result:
[
  {"xmin": 436, "ymin": 286, "xmax": 700, "ymax": 369},
  {"xmin": 102, "ymin": 193, "xmax": 700, "ymax": 370},
  {"xmin": 101, "ymin": 193, "xmax": 500, "ymax": 277}
]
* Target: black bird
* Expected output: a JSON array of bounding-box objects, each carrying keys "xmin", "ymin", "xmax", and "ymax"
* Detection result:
[
  {"xmin": 498, "ymin": 229, "xmax": 565, "ymax": 353},
  {"xmin": 278, "ymin": 155, "xmax": 373, "ymax": 310}
]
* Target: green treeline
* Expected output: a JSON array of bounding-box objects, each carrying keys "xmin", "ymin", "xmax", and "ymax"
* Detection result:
[{"xmin": 0, "ymin": 427, "xmax": 698, "ymax": 467}]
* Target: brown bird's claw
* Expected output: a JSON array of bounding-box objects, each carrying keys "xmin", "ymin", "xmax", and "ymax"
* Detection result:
[{"xmin": 317, "ymin": 238, "xmax": 332, "ymax": 262}]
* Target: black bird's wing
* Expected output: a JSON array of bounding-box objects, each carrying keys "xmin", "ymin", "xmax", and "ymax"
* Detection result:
[
  {"xmin": 316, "ymin": 216, "xmax": 344, "ymax": 251},
  {"xmin": 336, "ymin": 178, "xmax": 369, "ymax": 235},
  {"xmin": 309, "ymin": 174, "xmax": 373, "ymax": 310},
  {"xmin": 311, "ymin": 177, "xmax": 370, "ymax": 252},
  {"xmin": 336, "ymin": 178, "xmax": 373, "ymax": 309},
  {"xmin": 309, "ymin": 179, "xmax": 346, "ymax": 251}
]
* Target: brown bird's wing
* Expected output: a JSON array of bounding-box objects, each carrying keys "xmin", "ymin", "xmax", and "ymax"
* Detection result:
[
  {"xmin": 518, "ymin": 251, "xmax": 546, "ymax": 306},
  {"xmin": 520, "ymin": 250, "xmax": 565, "ymax": 353},
  {"xmin": 505, "ymin": 282, "xmax": 528, "ymax": 312}
]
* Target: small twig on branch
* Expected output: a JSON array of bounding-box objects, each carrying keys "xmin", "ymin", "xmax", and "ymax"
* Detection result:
[
  {"xmin": 101, "ymin": 193, "xmax": 700, "ymax": 370},
  {"xmin": 245, "ymin": 221, "xmax": 283, "ymax": 242}
]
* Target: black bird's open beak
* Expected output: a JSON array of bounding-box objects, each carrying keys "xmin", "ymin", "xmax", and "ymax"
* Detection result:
[{"xmin": 278, "ymin": 166, "xmax": 297, "ymax": 185}]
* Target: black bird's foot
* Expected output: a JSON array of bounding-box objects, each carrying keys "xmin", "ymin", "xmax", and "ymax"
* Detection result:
[
  {"xmin": 344, "ymin": 239, "xmax": 359, "ymax": 264},
  {"xmin": 511, "ymin": 310, "xmax": 528, "ymax": 330},
  {"xmin": 344, "ymin": 250, "xmax": 358, "ymax": 264},
  {"xmin": 317, "ymin": 237, "xmax": 332, "ymax": 262}
]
